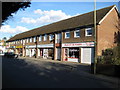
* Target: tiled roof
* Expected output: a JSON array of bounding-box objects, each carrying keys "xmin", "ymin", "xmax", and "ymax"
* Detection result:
[{"xmin": 7, "ymin": 5, "xmax": 116, "ymax": 42}]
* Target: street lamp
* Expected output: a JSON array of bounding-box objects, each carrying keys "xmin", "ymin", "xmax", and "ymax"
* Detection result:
[{"xmin": 94, "ymin": 0, "xmax": 97, "ymax": 74}]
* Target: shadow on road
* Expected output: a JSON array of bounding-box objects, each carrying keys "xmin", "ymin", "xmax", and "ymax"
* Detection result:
[{"xmin": 2, "ymin": 56, "xmax": 118, "ymax": 88}]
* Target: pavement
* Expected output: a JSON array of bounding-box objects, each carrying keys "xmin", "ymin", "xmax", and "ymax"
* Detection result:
[{"xmin": 2, "ymin": 56, "xmax": 120, "ymax": 88}]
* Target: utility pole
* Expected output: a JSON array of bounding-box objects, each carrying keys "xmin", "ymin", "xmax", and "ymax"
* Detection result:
[{"xmin": 94, "ymin": 0, "xmax": 97, "ymax": 74}]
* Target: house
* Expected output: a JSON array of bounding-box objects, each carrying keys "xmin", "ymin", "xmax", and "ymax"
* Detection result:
[
  {"xmin": 6, "ymin": 5, "xmax": 119, "ymax": 64},
  {"xmin": 0, "ymin": 40, "xmax": 6, "ymax": 54}
]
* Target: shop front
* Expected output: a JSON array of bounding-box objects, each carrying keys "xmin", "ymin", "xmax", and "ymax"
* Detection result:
[
  {"xmin": 62, "ymin": 42, "xmax": 94, "ymax": 64},
  {"xmin": 16, "ymin": 46, "xmax": 23, "ymax": 55},
  {"xmin": 7, "ymin": 46, "xmax": 15, "ymax": 53},
  {"xmin": 64, "ymin": 48, "xmax": 79, "ymax": 62},
  {"xmin": 37, "ymin": 44, "xmax": 54, "ymax": 59},
  {"xmin": 25, "ymin": 45, "xmax": 36, "ymax": 57}
]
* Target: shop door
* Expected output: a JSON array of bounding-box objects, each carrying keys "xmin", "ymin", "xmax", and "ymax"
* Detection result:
[
  {"xmin": 43, "ymin": 49, "xmax": 48, "ymax": 59},
  {"xmin": 29, "ymin": 49, "xmax": 32, "ymax": 57},
  {"xmin": 26, "ymin": 49, "xmax": 29, "ymax": 56},
  {"xmin": 57, "ymin": 48, "xmax": 61, "ymax": 60},
  {"xmin": 81, "ymin": 48, "xmax": 94, "ymax": 64}
]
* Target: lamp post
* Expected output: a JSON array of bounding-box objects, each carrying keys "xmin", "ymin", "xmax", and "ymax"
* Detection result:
[{"xmin": 94, "ymin": 0, "xmax": 97, "ymax": 74}]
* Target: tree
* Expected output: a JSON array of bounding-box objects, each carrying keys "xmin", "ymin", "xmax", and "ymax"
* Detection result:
[
  {"xmin": 2, "ymin": 37, "xmax": 7, "ymax": 41},
  {"xmin": 1, "ymin": 1, "xmax": 31, "ymax": 25}
]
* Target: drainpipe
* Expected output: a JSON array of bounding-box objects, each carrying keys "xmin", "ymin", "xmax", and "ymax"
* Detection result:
[
  {"xmin": 24, "ymin": 39, "xmax": 26, "ymax": 57},
  {"xmin": 15, "ymin": 41, "xmax": 16, "ymax": 54},
  {"xmin": 60, "ymin": 32, "xmax": 63, "ymax": 61},
  {"xmin": 53, "ymin": 33, "xmax": 56, "ymax": 60},
  {"xmin": 22, "ymin": 39, "xmax": 24, "ymax": 57},
  {"xmin": 35, "ymin": 36, "xmax": 38, "ymax": 58}
]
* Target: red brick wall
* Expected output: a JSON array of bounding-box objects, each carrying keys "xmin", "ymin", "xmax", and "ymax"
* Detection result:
[{"xmin": 97, "ymin": 8, "xmax": 119, "ymax": 56}]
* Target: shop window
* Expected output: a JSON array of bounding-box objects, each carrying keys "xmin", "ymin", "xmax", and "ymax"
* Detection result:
[
  {"xmin": 44, "ymin": 34, "xmax": 47, "ymax": 41},
  {"xmin": 85, "ymin": 28, "xmax": 92, "ymax": 36},
  {"xmin": 39, "ymin": 35, "xmax": 42, "ymax": 41},
  {"xmin": 69, "ymin": 48, "xmax": 79, "ymax": 58},
  {"xmin": 48, "ymin": 49, "xmax": 53, "ymax": 57},
  {"xmin": 74, "ymin": 29, "xmax": 80, "ymax": 38},
  {"xmin": 65, "ymin": 32, "xmax": 70, "ymax": 38}
]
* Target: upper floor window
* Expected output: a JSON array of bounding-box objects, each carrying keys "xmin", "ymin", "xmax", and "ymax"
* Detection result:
[
  {"xmin": 39, "ymin": 35, "xmax": 42, "ymax": 41},
  {"xmin": 74, "ymin": 29, "xmax": 80, "ymax": 38},
  {"xmin": 23, "ymin": 39, "xmax": 25, "ymax": 44},
  {"xmin": 44, "ymin": 34, "xmax": 47, "ymax": 41},
  {"xmin": 65, "ymin": 32, "xmax": 70, "ymax": 38},
  {"xmin": 85, "ymin": 28, "xmax": 92, "ymax": 36},
  {"xmin": 21, "ymin": 40, "xmax": 22, "ymax": 44},
  {"xmin": 18, "ymin": 40, "xmax": 20, "ymax": 44},
  {"xmin": 34, "ymin": 37, "xmax": 36, "ymax": 42},
  {"xmin": 26, "ymin": 38, "xmax": 29, "ymax": 43},
  {"xmin": 30, "ymin": 37, "xmax": 32, "ymax": 42},
  {"xmin": 49, "ymin": 34, "xmax": 54, "ymax": 41}
]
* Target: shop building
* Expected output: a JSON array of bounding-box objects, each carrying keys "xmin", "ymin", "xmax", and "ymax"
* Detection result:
[{"xmin": 6, "ymin": 5, "xmax": 119, "ymax": 64}]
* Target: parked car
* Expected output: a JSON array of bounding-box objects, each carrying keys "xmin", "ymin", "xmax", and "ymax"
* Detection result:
[{"xmin": 4, "ymin": 52, "xmax": 18, "ymax": 58}]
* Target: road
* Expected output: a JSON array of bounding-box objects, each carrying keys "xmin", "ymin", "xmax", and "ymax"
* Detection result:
[{"xmin": 2, "ymin": 56, "xmax": 120, "ymax": 88}]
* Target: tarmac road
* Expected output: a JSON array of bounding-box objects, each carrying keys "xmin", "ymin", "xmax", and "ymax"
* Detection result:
[{"xmin": 2, "ymin": 56, "xmax": 120, "ymax": 88}]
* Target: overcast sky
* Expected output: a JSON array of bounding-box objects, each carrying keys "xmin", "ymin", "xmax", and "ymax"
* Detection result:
[{"xmin": 0, "ymin": 2, "xmax": 119, "ymax": 40}]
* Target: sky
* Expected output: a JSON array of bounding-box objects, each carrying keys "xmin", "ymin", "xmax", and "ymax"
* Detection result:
[{"xmin": 0, "ymin": 1, "xmax": 119, "ymax": 40}]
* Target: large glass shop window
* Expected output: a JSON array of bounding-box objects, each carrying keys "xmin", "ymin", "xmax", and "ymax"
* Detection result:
[
  {"xmin": 48, "ymin": 49, "xmax": 53, "ymax": 57},
  {"xmin": 69, "ymin": 48, "xmax": 79, "ymax": 58}
]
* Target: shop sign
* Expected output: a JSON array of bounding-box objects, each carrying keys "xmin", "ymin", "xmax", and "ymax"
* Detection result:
[
  {"xmin": 62, "ymin": 42, "xmax": 94, "ymax": 47},
  {"xmin": 37, "ymin": 44, "xmax": 53, "ymax": 48},
  {"xmin": 11, "ymin": 46, "xmax": 15, "ymax": 48},
  {"xmin": 7, "ymin": 46, "xmax": 15, "ymax": 48},
  {"xmin": 16, "ymin": 46, "xmax": 23, "ymax": 48},
  {"xmin": 26, "ymin": 45, "xmax": 36, "ymax": 48}
]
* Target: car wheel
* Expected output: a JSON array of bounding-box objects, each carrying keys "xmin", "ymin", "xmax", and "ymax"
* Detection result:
[{"xmin": 15, "ymin": 55, "xmax": 18, "ymax": 58}]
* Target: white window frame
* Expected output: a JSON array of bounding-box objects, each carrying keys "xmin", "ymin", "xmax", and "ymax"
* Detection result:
[
  {"xmin": 26, "ymin": 38, "xmax": 28, "ymax": 43},
  {"xmin": 39, "ymin": 35, "xmax": 42, "ymax": 41},
  {"xmin": 30, "ymin": 37, "xmax": 32, "ymax": 42},
  {"xmin": 23, "ymin": 39, "xmax": 25, "ymax": 44},
  {"xmin": 21, "ymin": 40, "xmax": 22, "ymax": 44},
  {"xmin": 18, "ymin": 40, "xmax": 19, "ymax": 43},
  {"xmin": 74, "ymin": 29, "xmax": 80, "ymax": 38},
  {"xmin": 49, "ymin": 34, "xmax": 53, "ymax": 41},
  {"xmin": 44, "ymin": 34, "xmax": 47, "ymax": 41},
  {"xmin": 85, "ymin": 28, "xmax": 92, "ymax": 36},
  {"xmin": 65, "ymin": 32, "xmax": 70, "ymax": 39},
  {"xmin": 34, "ymin": 37, "xmax": 36, "ymax": 42}
]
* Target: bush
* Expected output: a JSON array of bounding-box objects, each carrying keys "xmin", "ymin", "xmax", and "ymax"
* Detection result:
[
  {"xmin": 97, "ymin": 56, "xmax": 105, "ymax": 64},
  {"xmin": 97, "ymin": 47, "xmax": 120, "ymax": 65}
]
